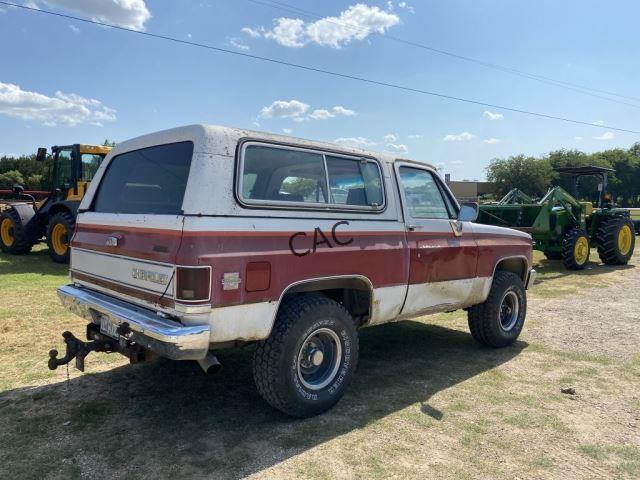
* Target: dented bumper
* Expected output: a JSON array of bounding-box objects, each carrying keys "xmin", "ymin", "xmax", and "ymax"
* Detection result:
[{"xmin": 57, "ymin": 284, "xmax": 210, "ymax": 360}]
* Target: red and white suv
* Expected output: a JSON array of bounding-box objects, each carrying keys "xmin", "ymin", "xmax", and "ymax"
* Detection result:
[{"xmin": 50, "ymin": 124, "xmax": 535, "ymax": 417}]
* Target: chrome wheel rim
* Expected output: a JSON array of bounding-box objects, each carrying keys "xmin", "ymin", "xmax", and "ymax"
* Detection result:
[
  {"xmin": 296, "ymin": 328, "xmax": 342, "ymax": 391},
  {"xmin": 499, "ymin": 291, "xmax": 520, "ymax": 331}
]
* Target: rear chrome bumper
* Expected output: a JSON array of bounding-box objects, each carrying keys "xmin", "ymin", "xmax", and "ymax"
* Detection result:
[
  {"xmin": 57, "ymin": 284, "xmax": 210, "ymax": 361},
  {"xmin": 525, "ymin": 269, "xmax": 537, "ymax": 289}
]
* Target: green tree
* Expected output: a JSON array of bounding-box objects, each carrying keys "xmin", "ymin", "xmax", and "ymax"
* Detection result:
[
  {"xmin": 486, "ymin": 155, "xmax": 554, "ymax": 198},
  {"xmin": 0, "ymin": 170, "xmax": 25, "ymax": 188}
]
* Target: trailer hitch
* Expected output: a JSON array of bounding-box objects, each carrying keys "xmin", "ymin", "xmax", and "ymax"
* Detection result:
[
  {"xmin": 48, "ymin": 331, "xmax": 106, "ymax": 372},
  {"xmin": 48, "ymin": 323, "xmax": 147, "ymax": 372}
]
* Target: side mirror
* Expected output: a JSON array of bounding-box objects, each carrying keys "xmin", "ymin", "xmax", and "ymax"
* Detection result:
[
  {"xmin": 36, "ymin": 147, "xmax": 47, "ymax": 162},
  {"xmin": 12, "ymin": 185, "xmax": 25, "ymax": 196},
  {"xmin": 459, "ymin": 202, "xmax": 479, "ymax": 222}
]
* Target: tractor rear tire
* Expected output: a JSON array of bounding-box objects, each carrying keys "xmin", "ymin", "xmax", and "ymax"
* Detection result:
[
  {"xmin": 46, "ymin": 211, "xmax": 75, "ymax": 264},
  {"xmin": 561, "ymin": 228, "xmax": 590, "ymax": 270},
  {"xmin": 596, "ymin": 217, "xmax": 635, "ymax": 265},
  {"xmin": 0, "ymin": 208, "xmax": 33, "ymax": 254}
]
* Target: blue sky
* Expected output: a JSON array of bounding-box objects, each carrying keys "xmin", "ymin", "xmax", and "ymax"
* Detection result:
[{"xmin": 0, "ymin": 0, "xmax": 638, "ymax": 179}]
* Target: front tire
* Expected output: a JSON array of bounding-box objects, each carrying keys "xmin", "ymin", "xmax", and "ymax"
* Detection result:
[
  {"xmin": 253, "ymin": 293, "xmax": 359, "ymax": 418},
  {"xmin": 468, "ymin": 271, "xmax": 527, "ymax": 348},
  {"xmin": 561, "ymin": 228, "xmax": 590, "ymax": 270},
  {"xmin": 596, "ymin": 217, "xmax": 635, "ymax": 265},
  {"xmin": 46, "ymin": 211, "xmax": 74, "ymax": 263}
]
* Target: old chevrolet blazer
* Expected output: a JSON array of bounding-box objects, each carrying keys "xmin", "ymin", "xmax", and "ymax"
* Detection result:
[{"xmin": 50, "ymin": 124, "xmax": 535, "ymax": 417}]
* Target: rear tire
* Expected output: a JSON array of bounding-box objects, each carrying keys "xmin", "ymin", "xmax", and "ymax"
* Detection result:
[
  {"xmin": 596, "ymin": 217, "xmax": 635, "ymax": 265},
  {"xmin": 0, "ymin": 208, "xmax": 33, "ymax": 254},
  {"xmin": 253, "ymin": 293, "xmax": 359, "ymax": 418},
  {"xmin": 468, "ymin": 271, "xmax": 527, "ymax": 348},
  {"xmin": 46, "ymin": 211, "xmax": 75, "ymax": 264},
  {"xmin": 561, "ymin": 228, "xmax": 590, "ymax": 270}
]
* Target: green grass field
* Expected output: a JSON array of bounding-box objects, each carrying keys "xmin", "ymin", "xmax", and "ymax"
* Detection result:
[{"xmin": 1, "ymin": 245, "xmax": 639, "ymax": 479}]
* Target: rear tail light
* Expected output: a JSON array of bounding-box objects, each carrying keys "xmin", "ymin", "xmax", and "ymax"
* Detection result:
[{"xmin": 175, "ymin": 266, "xmax": 211, "ymax": 302}]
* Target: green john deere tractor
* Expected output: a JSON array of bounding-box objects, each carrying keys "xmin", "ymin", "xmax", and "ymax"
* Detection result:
[
  {"xmin": 478, "ymin": 166, "xmax": 635, "ymax": 270},
  {"xmin": 0, "ymin": 144, "xmax": 111, "ymax": 263}
]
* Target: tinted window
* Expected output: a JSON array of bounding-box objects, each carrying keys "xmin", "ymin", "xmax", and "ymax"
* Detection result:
[
  {"xmin": 242, "ymin": 145, "xmax": 327, "ymax": 204},
  {"xmin": 92, "ymin": 142, "xmax": 193, "ymax": 214},
  {"xmin": 399, "ymin": 167, "xmax": 450, "ymax": 219},
  {"xmin": 326, "ymin": 156, "xmax": 383, "ymax": 206}
]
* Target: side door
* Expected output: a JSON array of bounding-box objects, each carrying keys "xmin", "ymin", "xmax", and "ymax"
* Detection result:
[{"xmin": 395, "ymin": 163, "xmax": 478, "ymax": 316}]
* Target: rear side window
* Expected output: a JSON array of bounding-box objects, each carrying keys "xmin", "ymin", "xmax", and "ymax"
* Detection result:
[
  {"xmin": 239, "ymin": 143, "xmax": 384, "ymax": 209},
  {"xmin": 92, "ymin": 141, "xmax": 193, "ymax": 214}
]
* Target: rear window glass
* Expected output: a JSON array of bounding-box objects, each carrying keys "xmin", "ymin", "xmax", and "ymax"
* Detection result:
[
  {"xmin": 240, "ymin": 144, "xmax": 383, "ymax": 209},
  {"xmin": 92, "ymin": 141, "xmax": 193, "ymax": 214}
]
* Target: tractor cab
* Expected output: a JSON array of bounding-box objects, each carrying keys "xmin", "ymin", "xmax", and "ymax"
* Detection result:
[
  {"xmin": 553, "ymin": 165, "xmax": 615, "ymax": 210},
  {"xmin": 0, "ymin": 143, "xmax": 111, "ymax": 263}
]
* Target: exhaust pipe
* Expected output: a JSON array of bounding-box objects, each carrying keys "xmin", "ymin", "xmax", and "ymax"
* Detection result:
[{"xmin": 197, "ymin": 353, "xmax": 222, "ymax": 374}]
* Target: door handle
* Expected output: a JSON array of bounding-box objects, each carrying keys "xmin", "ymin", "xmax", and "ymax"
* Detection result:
[{"xmin": 406, "ymin": 224, "xmax": 423, "ymax": 231}]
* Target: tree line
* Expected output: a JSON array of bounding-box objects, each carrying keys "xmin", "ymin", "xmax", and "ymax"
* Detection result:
[
  {"xmin": 0, "ymin": 140, "xmax": 116, "ymax": 190},
  {"xmin": 486, "ymin": 142, "xmax": 640, "ymax": 207}
]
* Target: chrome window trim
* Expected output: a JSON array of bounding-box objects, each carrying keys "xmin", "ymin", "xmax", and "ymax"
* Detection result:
[{"xmin": 235, "ymin": 140, "xmax": 387, "ymax": 213}]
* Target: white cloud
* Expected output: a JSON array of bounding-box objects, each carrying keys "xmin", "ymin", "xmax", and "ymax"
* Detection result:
[
  {"xmin": 592, "ymin": 120, "xmax": 605, "ymax": 126},
  {"xmin": 593, "ymin": 131, "xmax": 615, "ymax": 141},
  {"xmin": 443, "ymin": 132, "xmax": 475, "ymax": 142},
  {"xmin": 483, "ymin": 138, "xmax": 501, "ymax": 144},
  {"xmin": 383, "ymin": 133, "xmax": 398, "ymax": 143},
  {"xmin": 331, "ymin": 105, "xmax": 356, "ymax": 116},
  {"xmin": 407, "ymin": 133, "xmax": 423, "ymax": 139},
  {"xmin": 257, "ymin": 4, "xmax": 399, "ymax": 49},
  {"xmin": 0, "ymin": 82, "xmax": 116, "ymax": 127},
  {"xmin": 260, "ymin": 100, "xmax": 356, "ymax": 122},
  {"xmin": 68, "ymin": 24, "xmax": 80, "ymax": 33},
  {"xmin": 483, "ymin": 110, "xmax": 504, "ymax": 121},
  {"xmin": 35, "ymin": 0, "xmax": 151, "ymax": 30},
  {"xmin": 398, "ymin": 2, "xmax": 415, "ymax": 13},
  {"xmin": 282, "ymin": 128, "xmax": 293, "ymax": 134},
  {"xmin": 308, "ymin": 109, "xmax": 334, "ymax": 120},
  {"xmin": 229, "ymin": 37, "xmax": 249, "ymax": 51},
  {"xmin": 333, "ymin": 137, "xmax": 377, "ymax": 148},
  {"xmin": 385, "ymin": 143, "xmax": 408, "ymax": 154},
  {"xmin": 259, "ymin": 99, "xmax": 309, "ymax": 119},
  {"xmin": 574, "ymin": 136, "xmax": 583, "ymax": 141},
  {"xmin": 241, "ymin": 27, "xmax": 262, "ymax": 38}
]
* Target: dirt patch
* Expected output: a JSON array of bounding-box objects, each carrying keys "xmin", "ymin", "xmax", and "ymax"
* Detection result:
[{"xmin": 527, "ymin": 248, "xmax": 640, "ymax": 362}]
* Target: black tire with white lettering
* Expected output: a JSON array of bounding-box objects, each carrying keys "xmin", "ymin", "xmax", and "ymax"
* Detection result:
[
  {"xmin": 467, "ymin": 271, "xmax": 526, "ymax": 348},
  {"xmin": 253, "ymin": 293, "xmax": 358, "ymax": 418}
]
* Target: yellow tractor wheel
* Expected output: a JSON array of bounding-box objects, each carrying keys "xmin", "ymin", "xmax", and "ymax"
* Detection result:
[
  {"xmin": 0, "ymin": 216, "xmax": 14, "ymax": 248},
  {"xmin": 46, "ymin": 211, "xmax": 75, "ymax": 264},
  {"xmin": 0, "ymin": 208, "xmax": 34, "ymax": 254},
  {"xmin": 597, "ymin": 217, "xmax": 636, "ymax": 265},
  {"xmin": 561, "ymin": 228, "xmax": 590, "ymax": 270}
]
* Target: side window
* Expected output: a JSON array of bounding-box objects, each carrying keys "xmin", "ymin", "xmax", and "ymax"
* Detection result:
[
  {"xmin": 325, "ymin": 156, "xmax": 383, "ymax": 206},
  {"xmin": 399, "ymin": 167, "xmax": 451, "ymax": 219},
  {"xmin": 54, "ymin": 148, "xmax": 73, "ymax": 190},
  {"xmin": 242, "ymin": 145, "xmax": 327, "ymax": 204},
  {"xmin": 80, "ymin": 153, "xmax": 103, "ymax": 181}
]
